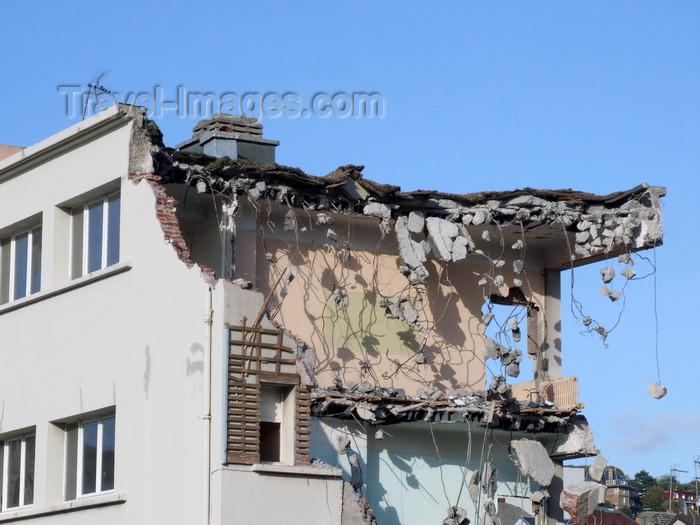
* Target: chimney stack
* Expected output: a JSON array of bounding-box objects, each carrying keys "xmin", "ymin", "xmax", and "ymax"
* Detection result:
[{"xmin": 175, "ymin": 114, "xmax": 279, "ymax": 163}]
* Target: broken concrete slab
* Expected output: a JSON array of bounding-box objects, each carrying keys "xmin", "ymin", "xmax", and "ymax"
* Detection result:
[
  {"xmin": 407, "ymin": 210, "xmax": 425, "ymax": 233},
  {"xmin": 480, "ymin": 458, "xmax": 498, "ymax": 498},
  {"xmin": 283, "ymin": 209, "xmax": 296, "ymax": 230},
  {"xmin": 551, "ymin": 416, "xmax": 598, "ymax": 458},
  {"xmin": 469, "ymin": 470, "xmax": 481, "ymax": 503},
  {"xmin": 395, "ymin": 217, "xmax": 430, "ymax": 283},
  {"xmin": 363, "ymin": 202, "xmax": 392, "ymax": 234},
  {"xmin": 561, "ymin": 481, "xmax": 604, "ymax": 523},
  {"xmin": 341, "ymin": 482, "xmax": 377, "ymax": 525},
  {"xmin": 426, "ymin": 217, "xmax": 459, "ymax": 261},
  {"xmin": 588, "ymin": 454, "xmax": 608, "ymax": 483},
  {"xmin": 509, "ymin": 439, "xmax": 555, "ymax": 486}
]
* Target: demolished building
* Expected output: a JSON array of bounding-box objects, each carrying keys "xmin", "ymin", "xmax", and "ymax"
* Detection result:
[{"xmin": 0, "ymin": 105, "xmax": 664, "ymax": 525}]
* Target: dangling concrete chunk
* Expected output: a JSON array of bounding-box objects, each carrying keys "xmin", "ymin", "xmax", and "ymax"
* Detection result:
[
  {"xmin": 469, "ymin": 470, "xmax": 481, "ymax": 503},
  {"xmin": 561, "ymin": 482, "xmax": 604, "ymax": 523},
  {"xmin": 588, "ymin": 454, "xmax": 608, "ymax": 482},
  {"xmin": 647, "ymin": 382, "xmax": 667, "ymax": 399},
  {"xmin": 443, "ymin": 506, "xmax": 469, "ymax": 525},
  {"xmin": 426, "ymin": 217, "xmax": 459, "ymax": 261},
  {"xmin": 509, "ymin": 439, "xmax": 555, "ymax": 487},
  {"xmin": 600, "ymin": 266, "xmax": 615, "ymax": 283},
  {"xmin": 407, "ymin": 211, "xmax": 425, "ymax": 233},
  {"xmin": 363, "ymin": 202, "xmax": 392, "ymax": 234},
  {"xmin": 395, "ymin": 216, "xmax": 430, "ymax": 283},
  {"xmin": 480, "ymin": 459, "xmax": 498, "ymax": 498}
]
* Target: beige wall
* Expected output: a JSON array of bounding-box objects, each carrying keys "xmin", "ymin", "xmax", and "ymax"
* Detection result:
[{"xmin": 235, "ymin": 201, "xmax": 546, "ymax": 394}]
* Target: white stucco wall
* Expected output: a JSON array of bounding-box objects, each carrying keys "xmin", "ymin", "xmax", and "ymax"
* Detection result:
[
  {"xmin": 0, "ymin": 111, "xmax": 221, "ymax": 524},
  {"xmin": 216, "ymin": 466, "xmax": 345, "ymax": 525}
]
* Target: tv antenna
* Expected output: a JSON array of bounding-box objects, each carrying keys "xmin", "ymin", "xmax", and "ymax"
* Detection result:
[
  {"xmin": 669, "ymin": 466, "xmax": 689, "ymax": 513},
  {"xmin": 82, "ymin": 73, "xmax": 112, "ymax": 120}
]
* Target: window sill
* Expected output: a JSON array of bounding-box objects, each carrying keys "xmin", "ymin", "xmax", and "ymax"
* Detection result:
[
  {"xmin": 0, "ymin": 493, "xmax": 126, "ymax": 522},
  {"xmin": 251, "ymin": 463, "xmax": 343, "ymax": 478},
  {"xmin": 0, "ymin": 261, "xmax": 132, "ymax": 315}
]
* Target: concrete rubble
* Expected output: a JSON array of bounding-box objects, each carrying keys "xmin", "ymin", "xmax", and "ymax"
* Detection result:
[
  {"xmin": 138, "ymin": 109, "xmax": 664, "ymax": 289},
  {"xmin": 469, "ymin": 471, "xmax": 481, "ymax": 503},
  {"xmin": 443, "ymin": 506, "xmax": 470, "ymax": 525},
  {"xmin": 587, "ymin": 454, "xmax": 608, "ymax": 482},
  {"xmin": 647, "ymin": 382, "xmax": 668, "ymax": 399},
  {"xmin": 509, "ymin": 439, "xmax": 556, "ymax": 487},
  {"xmin": 480, "ymin": 458, "xmax": 498, "ymax": 499},
  {"xmin": 312, "ymin": 383, "xmax": 584, "ymax": 434},
  {"xmin": 342, "ymin": 482, "xmax": 378, "ymax": 525},
  {"xmin": 550, "ymin": 415, "xmax": 598, "ymax": 457},
  {"xmin": 480, "ymin": 501, "xmax": 500, "ymax": 525},
  {"xmin": 560, "ymin": 481, "xmax": 604, "ymax": 523}
]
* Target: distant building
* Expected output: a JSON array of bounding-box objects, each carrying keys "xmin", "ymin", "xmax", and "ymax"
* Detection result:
[
  {"xmin": 0, "ymin": 144, "xmax": 23, "ymax": 161},
  {"xmin": 582, "ymin": 508, "xmax": 637, "ymax": 525},
  {"xmin": 639, "ymin": 511, "xmax": 678, "ymax": 525},
  {"xmin": 599, "ymin": 467, "xmax": 640, "ymax": 511},
  {"xmin": 664, "ymin": 491, "xmax": 698, "ymax": 513}
]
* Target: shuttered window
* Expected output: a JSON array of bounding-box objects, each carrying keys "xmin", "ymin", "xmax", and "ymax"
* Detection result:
[{"xmin": 227, "ymin": 325, "xmax": 310, "ymax": 465}]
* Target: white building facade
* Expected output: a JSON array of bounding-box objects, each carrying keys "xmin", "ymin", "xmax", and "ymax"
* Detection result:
[{"xmin": 0, "ymin": 106, "xmax": 665, "ymax": 525}]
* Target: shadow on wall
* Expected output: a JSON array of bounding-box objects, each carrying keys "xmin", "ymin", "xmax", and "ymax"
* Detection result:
[
  {"xmin": 311, "ymin": 420, "xmax": 529, "ymax": 525},
  {"xmin": 260, "ymin": 240, "xmax": 490, "ymax": 393}
]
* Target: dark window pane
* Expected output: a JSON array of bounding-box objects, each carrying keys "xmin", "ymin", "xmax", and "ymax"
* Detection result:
[
  {"xmin": 101, "ymin": 417, "xmax": 115, "ymax": 491},
  {"xmin": 7, "ymin": 439, "xmax": 21, "ymax": 508},
  {"xmin": 64, "ymin": 423, "xmax": 78, "ymax": 500},
  {"xmin": 1, "ymin": 236, "xmax": 10, "ymax": 304},
  {"xmin": 81, "ymin": 421, "xmax": 98, "ymax": 494},
  {"xmin": 0, "ymin": 439, "xmax": 4, "ymax": 508},
  {"xmin": 259, "ymin": 422, "xmax": 281, "ymax": 462},
  {"xmin": 87, "ymin": 201, "xmax": 104, "ymax": 273},
  {"xmin": 24, "ymin": 435, "xmax": 35, "ymax": 505},
  {"xmin": 13, "ymin": 233, "xmax": 28, "ymax": 299},
  {"xmin": 106, "ymin": 194, "xmax": 120, "ymax": 267},
  {"xmin": 71, "ymin": 207, "xmax": 84, "ymax": 278},
  {"xmin": 31, "ymin": 228, "xmax": 41, "ymax": 294}
]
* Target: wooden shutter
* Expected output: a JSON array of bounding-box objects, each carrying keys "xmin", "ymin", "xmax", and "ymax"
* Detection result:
[{"xmin": 227, "ymin": 325, "xmax": 311, "ymax": 465}]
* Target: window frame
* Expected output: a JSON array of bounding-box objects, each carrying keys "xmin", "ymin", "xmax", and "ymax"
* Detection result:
[
  {"xmin": 70, "ymin": 191, "xmax": 120, "ymax": 279},
  {"xmin": 64, "ymin": 414, "xmax": 115, "ymax": 500},
  {"xmin": 0, "ymin": 432, "xmax": 36, "ymax": 512},
  {"xmin": 226, "ymin": 325, "xmax": 311, "ymax": 466},
  {"xmin": 0, "ymin": 224, "xmax": 42, "ymax": 304},
  {"xmin": 259, "ymin": 383, "xmax": 296, "ymax": 464}
]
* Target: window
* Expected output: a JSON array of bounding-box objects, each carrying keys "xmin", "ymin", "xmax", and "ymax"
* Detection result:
[
  {"xmin": 227, "ymin": 326, "xmax": 311, "ymax": 466},
  {"xmin": 0, "ymin": 433, "xmax": 35, "ymax": 511},
  {"xmin": 0, "ymin": 225, "xmax": 42, "ymax": 304},
  {"xmin": 64, "ymin": 415, "xmax": 115, "ymax": 499},
  {"xmin": 260, "ymin": 385, "xmax": 295, "ymax": 463},
  {"xmin": 71, "ymin": 192, "xmax": 120, "ymax": 278}
]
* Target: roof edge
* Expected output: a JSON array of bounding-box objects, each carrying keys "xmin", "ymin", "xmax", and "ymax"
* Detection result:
[{"xmin": 0, "ymin": 104, "xmax": 144, "ymax": 180}]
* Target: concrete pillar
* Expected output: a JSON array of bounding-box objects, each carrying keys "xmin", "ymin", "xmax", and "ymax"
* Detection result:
[
  {"xmin": 537, "ymin": 269, "xmax": 562, "ymax": 382},
  {"xmin": 547, "ymin": 461, "xmax": 565, "ymax": 525}
]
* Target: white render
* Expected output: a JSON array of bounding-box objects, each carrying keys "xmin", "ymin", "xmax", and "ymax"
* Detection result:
[{"xmin": 0, "ymin": 107, "xmax": 345, "ymax": 524}]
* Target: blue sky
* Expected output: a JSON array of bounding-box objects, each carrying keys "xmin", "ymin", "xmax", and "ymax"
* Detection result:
[{"xmin": 1, "ymin": 1, "xmax": 698, "ymax": 482}]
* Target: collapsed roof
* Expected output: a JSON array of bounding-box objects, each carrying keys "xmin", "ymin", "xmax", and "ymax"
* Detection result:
[{"xmin": 133, "ymin": 108, "xmax": 665, "ymax": 277}]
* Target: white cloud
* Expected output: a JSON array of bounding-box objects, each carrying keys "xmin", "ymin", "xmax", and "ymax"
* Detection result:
[{"xmin": 610, "ymin": 409, "xmax": 700, "ymax": 453}]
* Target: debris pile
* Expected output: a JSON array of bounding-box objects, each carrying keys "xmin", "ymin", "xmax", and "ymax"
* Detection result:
[{"xmin": 312, "ymin": 383, "xmax": 580, "ymax": 432}]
